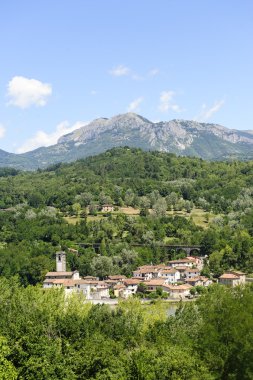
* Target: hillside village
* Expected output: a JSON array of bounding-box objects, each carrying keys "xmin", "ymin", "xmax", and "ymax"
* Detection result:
[{"xmin": 43, "ymin": 251, "xmax": 246, "ymax": 300}]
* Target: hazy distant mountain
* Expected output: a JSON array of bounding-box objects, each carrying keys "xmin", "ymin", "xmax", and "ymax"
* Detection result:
[{"xmin": 0, "ymin": 113, "xmax": 253, "ymax": 170}]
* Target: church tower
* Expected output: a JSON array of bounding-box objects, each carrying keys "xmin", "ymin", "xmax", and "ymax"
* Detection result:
[{"xmin": 56, "ymin": 251, "xmax": 66, "ymax": 272}]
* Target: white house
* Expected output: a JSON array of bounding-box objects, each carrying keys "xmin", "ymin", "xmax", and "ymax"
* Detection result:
[
  {"xmin": 183, "ymin": 268, "xmax": 201, "ymax": 279},
  {"xmin": 133, "ymin": 268, "xmax": 153, "ymax": 281},
  {"xmin": 44, "ymin": 279, "xmax": 77, "ymax": 295},
  {"xmin": 123, "ymin": 278, "xmax": 140, "ymax": 297},
  {"xmin": 185, "ymin": 276, "xmax": 212, "ymax": 287},
  {"xmin": 168, "ymin": 258, "xmax": 196, "ymax": 268},
  {"xmin": 158, "ymin": 268, "xmax": 180, "ymax": 284},
  {"xmin": 75, "ymin": 280, "xmax": 110, "ymax": 299},
  {"xmin": 163, "ymin": 284, "xmax": 192, "ymax": 299},
  {"xmin": 187, "ymin": 256, "xmax": 205, "ymax": 270}
]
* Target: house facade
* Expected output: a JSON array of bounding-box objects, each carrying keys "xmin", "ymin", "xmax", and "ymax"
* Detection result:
[
  {"xmin": 101, "ymin": 204, "xmax": 114, "ymax": 212},
  {"xmin": 163, "ymin": 284, "xmax": 192, "ymax": 299},
  {"xmin": 218, "ymin": 271, "xmax": 246, "ymax": 287},
  {"xmin": 168, "ymin": 258, "xmax": 196, "ymax": 268},
  {"xmin": 158, "ymin": 269, "xmax": 180, "ymax": 284},
  {"xmin": 184, "ymin": 268, "xmax": 201, "ymax": 279}
]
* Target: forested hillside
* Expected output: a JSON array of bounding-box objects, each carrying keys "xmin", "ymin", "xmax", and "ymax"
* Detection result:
[
  {"xmin": 0, "ymin": 147, "xmax": 253, "ymax": 380},
  {"xmin": 0, "ymin": 147, "xmax": 253, "ymax": 212},
  {"xmin": 0, "ymin": 147, "xmax": 252, "ymax": 284}
]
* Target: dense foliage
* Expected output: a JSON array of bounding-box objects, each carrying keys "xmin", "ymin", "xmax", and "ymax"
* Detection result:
[
  {"xmin": 0, "ymin": 148, "xmax": 252, "ymax": 283},
  {"xmin": 0, "ymin": 147, "xmax": 252, "ymax": 213},
  {"xmin": 0, "ymin": 280, "xmax": 253, "ymax": 379}
]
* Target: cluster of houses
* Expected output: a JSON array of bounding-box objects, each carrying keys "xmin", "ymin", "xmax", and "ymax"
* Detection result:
[
  {"xmin": 43, "ymin": 252, "xmax": 246, "ymax": 301},
  {"xmin": 42, "ymin": 252, "xmax": 204, "ymax": 300},
  {"xmin": 129, "ymin": 257, "xmax": 211, "ymax": 298}
]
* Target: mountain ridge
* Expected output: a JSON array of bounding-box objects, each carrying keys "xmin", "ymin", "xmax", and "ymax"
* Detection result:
[{"xmin": 0, "ymin": 113, "xmax": 252, "ymax": 170}]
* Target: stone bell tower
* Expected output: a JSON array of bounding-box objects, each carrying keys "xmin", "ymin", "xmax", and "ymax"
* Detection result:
[{"xmin": 56, "ymin": 251, "xmax": 66, "ymax": 272}]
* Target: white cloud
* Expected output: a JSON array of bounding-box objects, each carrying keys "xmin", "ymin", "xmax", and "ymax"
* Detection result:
[
  {"xmin": 16, "ymin": 120, "xmax": 88, "ymax": 153},
  {"xmin": 109, "ymin": 65, "xmax": 160, "ymax": 81},
  {"xmin": 195, "ymin": 100, "xmax": 225, "ymax": 122},
  {"xmin": 109, "ymin": 65, "xmax": 143, "ymax": 80},
  {"xmin": 127, "ymin": 97, "xmax": 144, "ymax": 112},
  {"xmin": 148, "ymin": 68, "xmax": 159, "ymax": 77},
  {"xmin": 0, "ymin": 124, "xmax": 6, "ymax": 139},
  {"xmin": 109, "ymin": 65, "xmax": 130, "ymax": 77},
  {"xmin": 7, "ymin": 76, "xmax": 52, "ymax": 108},
  {"xmin": 158, "ymin": 91, "xmax": 182, "ymax": 113}
]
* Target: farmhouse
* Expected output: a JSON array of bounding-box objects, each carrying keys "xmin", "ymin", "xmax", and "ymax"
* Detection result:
[
  {"xmin": 101, "ymin": 204, "xmax": 114, "ymax": 212},
  {"xmin": 163, "ymin": 284, "xmax": 192, "ymax": 299},
  {"xmin": 218, "ymin": 271, "xmax": 246, "ymax": 287}
]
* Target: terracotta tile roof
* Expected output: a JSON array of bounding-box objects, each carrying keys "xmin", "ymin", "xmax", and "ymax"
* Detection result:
[
  {"xmin": 219, "ymin": 273, "xmax": 240, "ymax": 279},
  {"xmin": 105, "ymin": 279, "xmax": 118, "ymax": 284},
  {"xmin": 74, "ymin": 279, "xmax": 99, "ymax": 285},
  {"xmin": 160, "ymin": 269, "xmax": 178, "ymax": 274},
  {"xmin": 108, "ymin": 275, "xmax": 126, "ymax": 280},
  {"xmin": 184, "ymin": 268, "xmax": 200, "ymax": 272},
  {"xmin": 174, "ymin": 266, "xmax": 188, "ymax": 271},
  {"xmin": 43, "ymin": 279, "xmax": 56, "ymax": 283},
  {"xmin": 164, "ymin": 284, "xmax": 192, "ymax": 291},
  {"xmin": 137, "ymin": 265, "xmax": 162, "ymax": 271},
  {"xmin": 133, "ymin": 269, "xmax": 153, "ymax": 274},
  {"xmin": 199, "ymin": 276, "xmax": 210, "ymax": 282},
  {"xmin": 145, "ymin": 279, "xmax": 167, "ymax": 286},
  {"xmin": 124, "ymin": 278, "xmax": 140, "ymax": 285},
  {"xmin": 185, "ymin": 276, "xmax": 202, "ymax": 282},
  {"xmin": 97, "ymin": 281, "xmax": 107, "ymax": 285},
  {"xmin": 113, "ymin": 284, "xmax": 126, "ymax": 290},
  {"xmin": 47, "ymin": 279, "xmax": 76, "ymax": 286},
  {"xmin": 45, "ymin": 271, "xmax": 74, "ymax": 277}
]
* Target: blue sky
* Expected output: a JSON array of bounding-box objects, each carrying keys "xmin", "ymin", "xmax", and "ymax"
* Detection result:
[{"xmin": 0, "ymin": 0, "xmax": 252, "ymax": 153}]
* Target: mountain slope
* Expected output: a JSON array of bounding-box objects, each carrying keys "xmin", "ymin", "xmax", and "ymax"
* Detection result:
[{"xmin": 0, "ymin": 113, "xmax": 253, "ymax": 170}]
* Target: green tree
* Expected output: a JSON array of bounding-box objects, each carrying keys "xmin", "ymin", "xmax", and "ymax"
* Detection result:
[{"xmin": 0, "ymin": 337, "xmax": 17, "ymax": 380}]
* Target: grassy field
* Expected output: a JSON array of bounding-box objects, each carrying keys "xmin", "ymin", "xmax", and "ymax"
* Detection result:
[
  {"xmin": 167, "ymin": 208, "xmax": 215, "ymax": 228},
  {"xmin": 63, "ymin": 207, "xmax": 215, "ymax": 228}
]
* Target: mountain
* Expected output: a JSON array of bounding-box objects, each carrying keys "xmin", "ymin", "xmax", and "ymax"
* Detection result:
[{"xmin": 0, "ymin": 113, "xmax": 253, "ymax": 170}]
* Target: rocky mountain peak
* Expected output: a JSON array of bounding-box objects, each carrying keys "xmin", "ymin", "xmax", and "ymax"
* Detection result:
[{"xmin": 0, "ymin": 113, "xmax": 252, "ymax": 170}]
